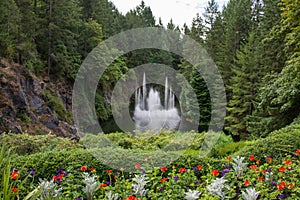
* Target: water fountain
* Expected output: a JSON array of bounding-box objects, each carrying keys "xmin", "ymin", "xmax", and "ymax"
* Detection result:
[{"xmin": 133, "ymin": 73, "xmax": 181, "ymax": 132}]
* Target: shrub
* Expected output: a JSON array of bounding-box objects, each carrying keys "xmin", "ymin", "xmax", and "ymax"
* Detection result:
[
  {"xmin": 0, "ymin": 133, "xmax": 81, "ymax": 156},
  {"xmin": 234, "ymin": 123, "xmax": 300, "ymax": 160}
]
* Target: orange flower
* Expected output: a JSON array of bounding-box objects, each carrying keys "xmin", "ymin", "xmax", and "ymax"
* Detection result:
[
  {"xmin": 197, "ymin": 165, "xmax": 203, "ymax": 170},
  {"xmin": 100, "ymin": 183, "xmax": 107, "ymax": 189},
  {"xmin": 267, "ymin": 157, "xmax": 273, "ymax": 162},
  {"xmin": 226, "ymin": 157, "xmax": 232, "ymax": 161},
  {"xmin": 161, "ymin": 166, "xmax": 168, "ymax": 172},
  {"xmin": 179, "ymin": 168, "xmax": 186, "ymax": 173},
  {"xmin": 160, "ymin": 177, "xmax": 168, "ymax": 183},
  {"xmin": 249, "ymin": 155, "xmax": 255, "ymax": 161},
  {"xmin": 284, "ymin": 160, "xmax": 292, "ymax": 165},
  {"xmin": 244, "ymin": 180, "xmax": 250, "ymax": 187},
  {"xmin": 211, "ymin": 170, "xmax": 219, "ymax": 176},
  {"xmin": 256, "ymin": 159, "xmax": 260, "ymax": 164},
  {"xmin": 12, "ymin": 188, "xmax": 18, "ymax": 193},
  {"xmin": 107, "ymin": 169, "xmax": 113, "ymax": 174},
  {"xmin": 257, "ymin": 176, "xmax": 264, "ymax": 181},
  {"xmin": 135, "ymin": 163, "xmax": 141, "ymax": 170},
  {"xmin": 10, "ymin": 171, "xmax": 19, "ymax": 179},
  {"xmin": 279, "ymin": 166, "xmax": 286, "ymax": 172},
  {"xmin": 80, "ymin": 166, "xmax": 87, "ymax": 171},
  {"xmin": 114, "ymin": 176, "xmax": 117, "ymax": 181},
  {"xmin": 262, "ymin": 170, "xmax": 266, "ymax": 173}
]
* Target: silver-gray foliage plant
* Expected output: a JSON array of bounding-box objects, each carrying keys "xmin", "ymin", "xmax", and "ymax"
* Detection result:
[
  {"xmin": 241, "ymin": 188, "xmax": 260, "ymax": 200},
  {"xmin": 206, "ymin": 177, "xmax": 230, "ymax": 200},
  {"xmin": 232, "ymin": 156, "xmax": 248, "ymax": 177},
  {"xmin": 82, "ymin": 172, "xmax": 99, "ymax": 200},
  {"xmin": 131, "ymin": 174, "xmax": 149, "ymax": 197},
  {"xmin": 184, "ymin": 189, "xmax": 201, "ymax": 200},
  {"xmin": 38, "ymin": 179, "xmax": 62, "ymax": 200},
  {"xmin": 106, "ymin": 191, "xmax": 120, "ymax": 200}
]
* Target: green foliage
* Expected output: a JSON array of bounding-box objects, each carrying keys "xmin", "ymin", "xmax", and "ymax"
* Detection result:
[
  {"xmin": 234, "ymin": 123, "xmax": 300, "ymax": 159},
  {"xmin": 42, "ymin": 90, "xmax": 72, "ymax": 123},
  {"xmin": 225, "ymin": 31, "xmax": 262, "ymax": 138},
  {"xmin": 0, "ymin": 133, "xmax": 80, "ymax": 156}
]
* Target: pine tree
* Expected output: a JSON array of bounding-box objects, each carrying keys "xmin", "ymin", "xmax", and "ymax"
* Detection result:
[
  {"xmin": 248, "ymin": 0, "xmax": 300, "ymax": 136},
  {"xmin": 225, "ymin": 31, "xmax": 262, "ymax": 139},
  {"xmin": 217, "ymin": 0, "xmax": 253, "ymax": 94},
  {"xmin": 0, "ymin": 0, "xmax": 19, "ymax": 60}
]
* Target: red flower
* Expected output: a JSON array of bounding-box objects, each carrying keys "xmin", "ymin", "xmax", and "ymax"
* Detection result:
[
  {"xmin": 135, "ymin": 163, "xmax": 141, "ymax": 170},
  {"xmin": 257, "ymin": 176, "xmax": 264, "ymax": 181},
  {"xmin": 277, "ymin": 181, "xmax": 286, "ymax": 190},
  {"xmin": 250, "ymin": 165, "xmax": 257, "ymax": 169},
  {"xmin": 244, "ymin": 180, "xmax": 250, "ymax": 187},
  {"xmin": 57, "ymin": 174, "xmax": 64, "ymax": 180},
  {"xmin": 179, "ymin": 168, "xmax": 186, "ymax": 173},
  {"xmin": 279, "ymin": 166, "xmax": 286, "ymax": 172},
  {"xmin": 256, "ymin": 159, "xmax": 260, "ymax": 164},
  {"xmin": 114, "ymin": 176, "xmax": 117, "ymax": 181},
  {"xmin": 90, "ymin": 167, "xmax": 96, "ymax": 172},
  {"xmin": 160, "ymin": 177, "xmax": 168, "ymax": 183},
  {"xmin": 284, "ymin": 160, "xmax": 292, "ymax": 165},
  {"xmin": 262, "ymin": 170, "xmax": 266, "ymax": 173},
  {"xmin": 226, "ymin": 157, "xmax": 232, "ymax": 161},
  {"xmin": 211, "ymin": 170, "xmax": 219, "ymax": 176},
  {"xmin": 53, "ymin": 175, "xmax": 58, "ymax": 181},
  {"xmin": 249, "ymin": 155, "xmax": 255, "ymax": 161},
  {"xmin": 10, "ymin": 171, "xmax": 19, "ymax": 179},
  {"xmin": 107, "ymin": 169, "xmax": 113, "ymax": 174},
  {"xmin": 289, "ymin": 183, "xmax": 295, "ymax": 188},
  {"xmin": 277, "ymin": 184, "xmax": 284, "ymax": 190},
  {"xmin": 100, "ymin": 183, "xmax": 107, "ymax": 189},
  {"xmin": 124, "ymin": 195, "xmax": 140, "ymax": 200},
  {"xmin": 161, "ymin": 166, "xmax": 168, "ymax": 172},
  {"xmin": 296, "ymin": 149, "xmax": 300, "ymax": 156},
  {"xmin": 12, "ymin": 188, "xmax": 18, "ymax": 193},
  {"xmin": 80, "ymin": 166, "xmax": 87, "ymax": 171},
  {"xmin": 267, "ymin": 157, "xmax": 273, "ymax": 163},
  {"xmin": 197, "ymin": 165, "xmax": 203, "ymax": 170}
]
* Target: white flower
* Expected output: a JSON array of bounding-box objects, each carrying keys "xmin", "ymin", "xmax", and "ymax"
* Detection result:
[
  {"xmin": 184, "ymin": 189, "xmax": 201, "ymax": 200},
  {"xmin": 242, "ymin": 188, "xmax": 260, "ymax": 200}
]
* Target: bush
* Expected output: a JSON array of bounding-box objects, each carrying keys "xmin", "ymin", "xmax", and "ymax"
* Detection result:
[
  {"xmin": 0, "ymin": 133, "xmax": 81, "ymax": 156},
  {"xmin": 209, "ymin": 140, "xmax": 250, "ymax": 158},
  {"xmin": 234, "ymin": 123, "xmax": 300, "ymax": 160}
]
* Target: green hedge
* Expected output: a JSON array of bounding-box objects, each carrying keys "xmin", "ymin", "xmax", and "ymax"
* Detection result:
[
  {"xmin": 234, "ymin": 123, "xmax": 300, "ymax": 159},
  {"xmin": 0, "ymin": 133, "xmax": 81, "ymax": 155}
]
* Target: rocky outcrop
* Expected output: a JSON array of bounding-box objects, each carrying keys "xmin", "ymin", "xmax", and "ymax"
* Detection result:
[{"xmin": 0, "ymin": 59, "xmax": 78, "ymax": 138}]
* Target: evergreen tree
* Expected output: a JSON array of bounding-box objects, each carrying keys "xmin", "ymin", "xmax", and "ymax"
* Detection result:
[
  {"xmin": 217, "ymin": 0, "xmax": 253, "ymax": 93},
  {"xmin": 225, "ymin": 31, "xmax": 262, "ymax": 139},
  {"xmin": 247, "ymin": 0, "xmax": 300, "ymax": 136},
  {"xmin": 0, "ymin": 0, "xmax": 19, "ymax": 60}
]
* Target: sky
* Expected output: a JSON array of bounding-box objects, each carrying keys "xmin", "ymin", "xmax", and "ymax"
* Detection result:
[{"xmin": 109, "ymin": 0, "xmax": 229, "ymax": 28}]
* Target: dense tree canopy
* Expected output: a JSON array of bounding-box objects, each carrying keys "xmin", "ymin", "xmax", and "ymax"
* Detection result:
[{"xmin": 0, "ymin": 0, "xmax": 298, "ymax": 138}]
